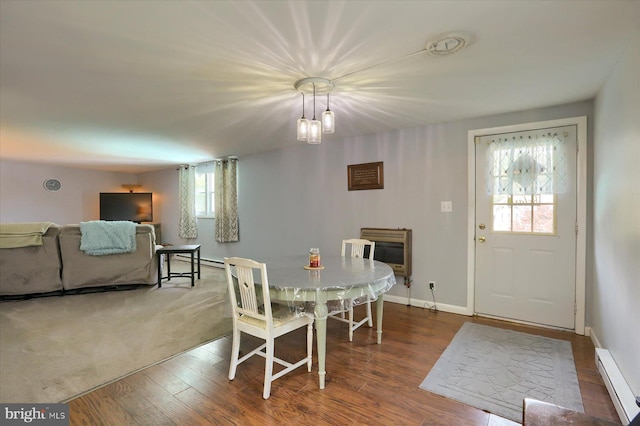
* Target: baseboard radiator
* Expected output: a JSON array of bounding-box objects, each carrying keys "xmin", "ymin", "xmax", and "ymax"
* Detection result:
[
  {"xmin": 595, "ymin": 348, "xmax": 639, "ymax": 424},
  {"xmin": 174, "ymin": 254, "xmax": 224, "ymax": 268}
]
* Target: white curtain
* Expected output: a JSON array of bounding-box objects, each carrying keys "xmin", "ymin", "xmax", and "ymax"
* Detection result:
[
  {"xmin": 178, "ymin": 165, "xmax": 198, "ymax": 239},
  {"xmin": 486, "ymin": 131, "xmax": 568, "ymax": 195},
  {"xmin": 215, "ymin": 158, "xmax": 239, "ymax": 242}
]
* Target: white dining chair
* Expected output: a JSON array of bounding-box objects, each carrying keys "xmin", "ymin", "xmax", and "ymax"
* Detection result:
[
  {"xmin": 225, "ymin": 257, "xmax": 314, "ymax": 399},
  {"xmin": 329, "ymin": 239, "xmax": 376, "ymax": 341}
]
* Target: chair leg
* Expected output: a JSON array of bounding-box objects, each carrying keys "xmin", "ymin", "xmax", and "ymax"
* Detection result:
[
  {"xmin": 348, "ymin": 307, "xmax": 354, "ymax": 342},
  {"xmin": 306, "ymin": 322, "xmax": 313, "ymax": 372},
  {"xmin": 263, "ymin": 338, "xmax": 275, "ymax": 399},
  {"xmin": 228, "ymin": 327, "xmax": 241, "ymax": 380},
  {"xmin": 366, "ymin": 299, "xmax": 373, "ymax": 327}
]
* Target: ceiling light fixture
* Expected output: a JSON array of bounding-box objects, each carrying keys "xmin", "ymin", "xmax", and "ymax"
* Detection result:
[
  {"xmin": 294, "ymin": 77, "xmax": 334, "ymax": 144},
  {"xmin": 293, "ymin": 31, "xmax": 469, "ymax": 143}
]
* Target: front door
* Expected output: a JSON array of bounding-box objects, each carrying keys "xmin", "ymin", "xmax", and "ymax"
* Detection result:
[{"xmin": 474, "ymin": 124, "xmax": 578, "ymax": 329}]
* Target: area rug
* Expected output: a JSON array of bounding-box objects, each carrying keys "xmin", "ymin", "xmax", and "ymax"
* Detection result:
[
  {"xmin": 0, "ymin": 262, "xmax": 232, "ymax": 403},
  {"xmin": 419, "ymin": 322, "xmax": 584, "ymax": 422}
]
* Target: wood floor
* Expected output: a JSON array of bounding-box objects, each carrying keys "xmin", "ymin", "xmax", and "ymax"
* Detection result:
[{"xmin": 68, "ymin": 302, "xmax": 620, "ymax": 425}]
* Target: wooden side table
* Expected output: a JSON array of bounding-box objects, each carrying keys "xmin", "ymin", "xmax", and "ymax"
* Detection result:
[{"xmin": 156, "ymin": 244, "xmax": 201, "ymax": 287}]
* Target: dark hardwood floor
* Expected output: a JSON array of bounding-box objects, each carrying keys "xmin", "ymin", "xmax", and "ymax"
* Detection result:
[{"xmin": 68, "ymin": 302, "xmax": 620, "ymax": 425}]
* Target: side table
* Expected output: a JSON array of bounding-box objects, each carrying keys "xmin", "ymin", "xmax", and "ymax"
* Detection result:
[{"xmin": 156, "ymin": 244, "xmax": 201, "ymax": 287}]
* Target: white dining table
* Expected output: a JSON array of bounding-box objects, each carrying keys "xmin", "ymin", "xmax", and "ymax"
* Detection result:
[{"xmin": 263, "ymin": 255, "xmax": 396, "ymax": 389}]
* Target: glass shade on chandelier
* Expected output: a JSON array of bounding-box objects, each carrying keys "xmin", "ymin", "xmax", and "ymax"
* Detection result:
[
  {"xmin": 322, "ymin": 93, "xmax": 335, "ymax": 134},
  {"xmin": 309, "ymin": 82, "xmax": 321, "ymax": 144},
  {"xmin": 297, "ymin": 117, "xmax": 309, "ymax": 141},
  {"xmin": 294, "ymin": 77, "xmax": 335, "ymax": 144},
  {"xmin": 308, "ymin": 118, "xmax": 322, "ymax": 144},
  {"xmin": 296, "ymin": 93, "xmax": 309, "ymax": 141}
]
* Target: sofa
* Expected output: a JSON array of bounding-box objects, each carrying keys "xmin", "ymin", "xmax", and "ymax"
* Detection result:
[{"xmin": 0, "ymin": 223, "xmax": 158, "ymax": 297}]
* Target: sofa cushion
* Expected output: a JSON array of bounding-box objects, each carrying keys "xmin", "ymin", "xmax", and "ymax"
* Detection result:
[
  {"xmin": 0, "ymin": 225, "xmax": 63, "ymax": 296},
  {"xmin": 59, "ymin": 224, "xmax": 156, "ymax": 290}
]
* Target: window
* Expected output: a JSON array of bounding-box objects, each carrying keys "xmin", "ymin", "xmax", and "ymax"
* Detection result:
[
  {"xmin": 195, "ymin": 170, "xmax": 214, "ymax": 217},
  {"xmin": 486, "ymin": 131, "xmax": 567, "ymax": 236},
  {"xmin": 492, "ymin": 194, "xmax": 556, "ymax": 234}
]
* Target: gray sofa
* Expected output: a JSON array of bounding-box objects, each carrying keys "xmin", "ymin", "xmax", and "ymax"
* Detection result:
[{"xmin": 0, "ymin": 223, "xmax": 158, "ymax": 297}]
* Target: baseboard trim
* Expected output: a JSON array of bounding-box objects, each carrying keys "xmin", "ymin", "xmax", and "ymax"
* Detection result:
[
  {"xmin": 595, "ymin": 348, "xmax": 639, "ymax": 424},
  {"xmin": 588, "ymin": 327, "xmax": 601, "ymax": 349},
  {"xmin": 174, "ymin": 254, "xmax": 224, "ymax": 268},
  {"xmin": 384, "ymin": 295, "xmax": 470, "ymax": 316}
]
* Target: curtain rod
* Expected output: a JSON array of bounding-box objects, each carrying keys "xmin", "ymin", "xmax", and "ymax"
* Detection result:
[{"xmin": 176, "ymin": 157, "xmax": 239, "ymax": 170}]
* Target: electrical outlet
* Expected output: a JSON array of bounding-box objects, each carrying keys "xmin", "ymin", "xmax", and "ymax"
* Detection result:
[{"xmin": 429, "ymin": 281, "xmax": 436, "ymax": 291}]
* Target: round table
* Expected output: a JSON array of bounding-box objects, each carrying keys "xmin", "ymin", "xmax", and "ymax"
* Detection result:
[{"xmin": 263, "ymin": 255, "xmax": 396, "ymax": 389}]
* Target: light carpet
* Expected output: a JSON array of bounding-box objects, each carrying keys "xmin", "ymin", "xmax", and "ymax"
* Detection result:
[
  {"xmin": 0, "ymin": 262, "xmax": 232, "ymax": 403},
  {"xmin": 419, "ymin": 322, "xmax": 584, "ymax": 422}
]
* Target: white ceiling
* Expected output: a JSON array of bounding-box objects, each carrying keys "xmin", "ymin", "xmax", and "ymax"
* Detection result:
[{"xmin": 1, "ymin": 1, "xmax": 638, "ymax": 173}]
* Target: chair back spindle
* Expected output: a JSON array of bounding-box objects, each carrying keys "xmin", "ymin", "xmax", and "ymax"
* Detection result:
[
  {"xmin": 236, "ymin": 265, "xmax": 260, "ymax": 315},
  {"xmin": 341, "ymin": 239, "xmax": 375, "ymax": 260}
]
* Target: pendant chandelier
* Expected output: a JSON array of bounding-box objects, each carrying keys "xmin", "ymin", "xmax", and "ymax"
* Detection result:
[
  {"xmin": 294, "ymin": 77, "xmax": 335, "ymax": 144},
  {"xmin": 292, "ymin": 33, "xmax": 469, "ymax": 144}
]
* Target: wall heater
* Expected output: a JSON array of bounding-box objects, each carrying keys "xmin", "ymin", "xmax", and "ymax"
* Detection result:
[{"xmin": 595, "ymin": 348, "xmax": 639, "ymax": 424}]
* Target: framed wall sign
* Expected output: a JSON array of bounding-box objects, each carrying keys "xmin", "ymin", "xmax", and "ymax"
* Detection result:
[{"xmin": 347, "ymin": 161, "xmax": 384, "ymax": 191}]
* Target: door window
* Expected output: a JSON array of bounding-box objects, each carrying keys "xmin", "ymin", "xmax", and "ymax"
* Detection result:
[
  {"xmin": 486, "ymin": 131, "xmax": 567, "ymax": 235},
  {"xmin": 492, "ymin": 194, "xmax": 556, "ymax": 234}
]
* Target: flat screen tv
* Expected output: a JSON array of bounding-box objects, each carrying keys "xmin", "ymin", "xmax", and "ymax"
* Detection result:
[{"xmin": 99, "ymin": 192, "xmax": 153, "ymax": 223}]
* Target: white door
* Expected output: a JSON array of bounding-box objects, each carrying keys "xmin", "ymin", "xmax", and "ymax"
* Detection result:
[{"xmin": 475, "ymin": 125, "xmax": 577, "ymax": 329}]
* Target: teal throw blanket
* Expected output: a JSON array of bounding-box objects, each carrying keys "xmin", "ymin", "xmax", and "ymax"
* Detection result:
[{"xmin": 80, "ymin": 221, "xmax": 137, "ymax": 256}]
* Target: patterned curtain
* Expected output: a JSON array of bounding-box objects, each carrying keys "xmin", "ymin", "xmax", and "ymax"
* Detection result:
[
  {"xmin": 486, "ymin": 131, "xmax": 568, "ymax": 195},
  {"xmin": 178, "ymin": 165, "xmax": 198, "ymax": 239},
  {"xmin": 215, "ymin": 158, "xmax": 239, "ymax": 242}
]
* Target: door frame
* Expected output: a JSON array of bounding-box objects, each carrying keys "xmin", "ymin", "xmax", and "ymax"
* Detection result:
[{"xmin": 466, "ymin": 116, "xmax": 587, "ymax": 334}]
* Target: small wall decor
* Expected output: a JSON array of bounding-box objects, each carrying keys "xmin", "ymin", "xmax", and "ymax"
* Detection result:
[
  {"xmin": 43, "ymin": 178, "xmax": 61, "ymax": 192},
  {"xmin": 347, "ymin": 161, "xmax": 384, "ymax": 191}
]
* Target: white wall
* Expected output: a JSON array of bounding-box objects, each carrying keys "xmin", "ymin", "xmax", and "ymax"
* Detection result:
[
  {"xmin": 0, "ymin": 99, "xmax": 595, "ymax": 313},
  {"xmin": 146, "ymin": 100, "xmax": 594, "ymax": 310},
  {"xmin": 138, "ymin": 166, "xmax": 178, "ymax": 244},
  {"xmin": 0, "ymin": 160, "xmax": 139, "ymax": 224},
  {"xmin": 592, "ymin": 30, "xmax": 639, "ymax": 396},
  {"xmin": 1, "ymin": 40, "xmax": 635, "ymax": 402}
]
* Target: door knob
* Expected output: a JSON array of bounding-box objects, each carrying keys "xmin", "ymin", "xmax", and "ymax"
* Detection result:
[
  {"xmin": 479, "ymin": 224, "xmax": 486, "ymax": 230},
  {"xmin": 478, "ymin": 236, "xmax": 486, "ymax": 243}
]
